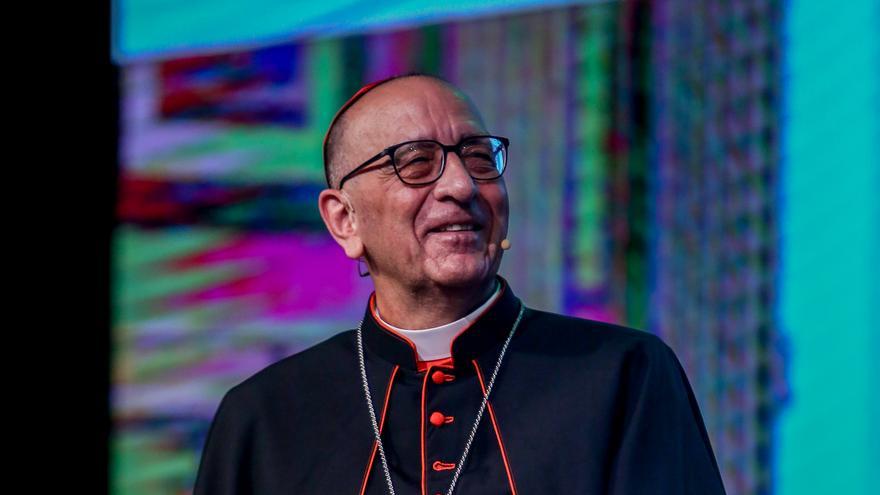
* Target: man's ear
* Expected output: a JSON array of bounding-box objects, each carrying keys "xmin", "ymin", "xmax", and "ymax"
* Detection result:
[{"xmin": 318, "ymin": 188, "xmax": 365, "ymax": 260}]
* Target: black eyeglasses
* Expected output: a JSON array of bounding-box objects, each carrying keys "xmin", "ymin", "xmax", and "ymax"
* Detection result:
[{"xmin": 336, "ymin": 135, "xmax": 509, "ymax": 189}]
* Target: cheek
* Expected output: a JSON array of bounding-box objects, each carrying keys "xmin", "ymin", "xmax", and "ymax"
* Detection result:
[
  {"xmin": 360, "ymin": 190, "xmax": 423, "ymax": 244},
  {"xmin": 482, "ymin": 187, "xmax": 509, "ymax": 229}
]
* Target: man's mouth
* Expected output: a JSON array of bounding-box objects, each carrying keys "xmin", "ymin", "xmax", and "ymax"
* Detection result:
[{"xmin": 431, "ymin": 223, "xmax": 482, "ymax": 233}]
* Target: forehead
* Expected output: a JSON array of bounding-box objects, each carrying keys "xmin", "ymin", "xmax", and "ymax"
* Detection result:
[{"xmin": 343, "ymin": 79, "xmax": 487, "ymax": 158}]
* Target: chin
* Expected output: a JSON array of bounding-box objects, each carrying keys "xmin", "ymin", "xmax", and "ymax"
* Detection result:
[{"xmin": 424, "ymin": 255, "xmax": 494, "ymax": 289}]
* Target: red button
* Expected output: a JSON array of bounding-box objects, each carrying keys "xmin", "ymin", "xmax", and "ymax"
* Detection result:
[
  {"xmin": 429, "ymin": 411, "xmax": 446, "ymax": 427},
  {"xmin": 432, "ymin": 460, "xmax": 456, "ymax": 471},
  {"xmin": 431, "ymin": 370, "xmax": 453, "ymax": 384}
]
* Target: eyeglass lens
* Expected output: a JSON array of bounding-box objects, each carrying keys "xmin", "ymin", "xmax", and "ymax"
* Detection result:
[{"xmin": 392, "ymin": 136, "xmax": 506, "ymax": 185}]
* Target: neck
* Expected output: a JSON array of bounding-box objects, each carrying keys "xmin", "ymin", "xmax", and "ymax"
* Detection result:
[{"xmin": 372, "ymin": 276, "xmax": 497, "ymax": 330}]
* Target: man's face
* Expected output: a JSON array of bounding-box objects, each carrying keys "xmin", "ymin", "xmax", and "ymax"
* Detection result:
[{"xmin": 339, "ymin": 78, "xmax": 509, "ymax": 292}]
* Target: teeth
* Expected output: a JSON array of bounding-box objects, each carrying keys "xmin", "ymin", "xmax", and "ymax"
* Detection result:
[{"xmin": 439, "ymin": 224, "xmax": 475, "ymax": 232}]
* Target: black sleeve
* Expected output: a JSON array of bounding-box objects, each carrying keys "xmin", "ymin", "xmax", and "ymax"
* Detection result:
[
  {"xmin": 192, "ymin": 386, "xmax": 254, "ymax": 495},
  {"xmin": 608, "ymin": 336, "xmax": 726, "ymax": 495}
]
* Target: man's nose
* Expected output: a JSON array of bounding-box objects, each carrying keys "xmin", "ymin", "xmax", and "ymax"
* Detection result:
[{"xmin": 433, "ymin": 151, "xmax": 477, "ymax": 203}]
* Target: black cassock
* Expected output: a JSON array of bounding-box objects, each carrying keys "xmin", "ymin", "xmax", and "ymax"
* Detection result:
[{"xmin": 193, "ymin": 276, "xmax": 726, "ymax": 494}]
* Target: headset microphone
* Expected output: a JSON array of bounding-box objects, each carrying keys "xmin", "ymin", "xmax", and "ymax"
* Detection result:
[{"xmin": 500, "ymin": 238, "xmax": 511, "ymax": 250}]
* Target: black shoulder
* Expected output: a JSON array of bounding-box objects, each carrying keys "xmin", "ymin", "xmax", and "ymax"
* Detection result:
[
  {"xmin": 516, "ymin": 309, "xmax": 672, "ymax": 371},
  {"xmin": 519, "ymin": 306, "xmax": 671, "ymax": 359},
  {"xmin": 223, "ymin": 329, "xmax": 357, "ymax": 402}
]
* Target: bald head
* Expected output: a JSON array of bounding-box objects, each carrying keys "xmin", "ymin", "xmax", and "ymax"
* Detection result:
[{"xmin": 323, "ymin": 74, "xmax": 486, "ymax": 189}]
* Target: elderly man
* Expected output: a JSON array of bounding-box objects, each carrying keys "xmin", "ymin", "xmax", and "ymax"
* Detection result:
[{"xmin": 193, "ymin": 73, "xmax": 726, "ymax": 495}]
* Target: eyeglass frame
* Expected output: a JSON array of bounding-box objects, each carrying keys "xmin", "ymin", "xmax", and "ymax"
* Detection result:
[{"xmin": 335, "ymin": 134, "xmax": 510, "ymax": 189}]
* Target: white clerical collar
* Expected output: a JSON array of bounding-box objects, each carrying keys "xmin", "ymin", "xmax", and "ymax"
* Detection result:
[{"xmin": 374, "ymin": 281, "xmax": 502, "ymax": 361}]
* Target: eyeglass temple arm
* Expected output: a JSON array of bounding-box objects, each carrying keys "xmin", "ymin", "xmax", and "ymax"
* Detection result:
[{"xmin": 337, "ymin": 149, "xmax": 391, "ymax": 189}]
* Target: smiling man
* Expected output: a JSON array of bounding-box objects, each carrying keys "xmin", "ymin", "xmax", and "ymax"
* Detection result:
[{"xmin": 193, "ymin": 73, "xmax": 727, "ymax": 495}]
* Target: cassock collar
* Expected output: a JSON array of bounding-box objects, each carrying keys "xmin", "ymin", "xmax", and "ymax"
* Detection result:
[{"xmin": 360, "ymin": 275, "xmax": 522, "ymax": 372}]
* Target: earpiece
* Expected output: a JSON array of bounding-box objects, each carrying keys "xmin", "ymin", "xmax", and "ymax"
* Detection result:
[{"xmin": 340, "ymin": 190, "xmax": 356, "ymax": 214}]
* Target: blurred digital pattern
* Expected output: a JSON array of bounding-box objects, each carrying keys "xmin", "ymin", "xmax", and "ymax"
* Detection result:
[{"xmin": 111, "ymin": 0, "xmax": 879, "ymax": 494}]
